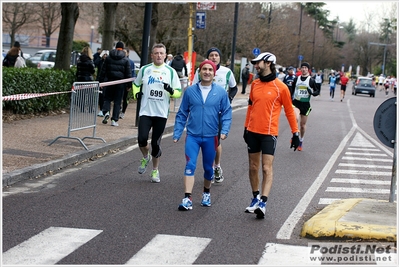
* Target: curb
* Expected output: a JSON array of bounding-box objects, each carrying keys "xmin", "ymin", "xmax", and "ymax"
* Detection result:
[{"xmin": 301, "ymin": 198, "xmax": 397, "ymax": 241}]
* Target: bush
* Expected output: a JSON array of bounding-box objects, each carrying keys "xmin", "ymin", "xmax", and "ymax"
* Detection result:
[{"xmin": 2, "ymin": 67, "xmax": 76, "ymax": 114}]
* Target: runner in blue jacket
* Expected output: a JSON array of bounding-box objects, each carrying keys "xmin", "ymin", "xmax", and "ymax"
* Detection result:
[{"xmin": 173, "ymin": 60, "xmax": 232, "ymax": 211}]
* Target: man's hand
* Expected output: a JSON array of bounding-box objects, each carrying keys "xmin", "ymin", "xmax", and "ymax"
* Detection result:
[
  {"xmin": 135, "ymin": 91, "xmax": 143, "ymax": 100},
  {"xmin": 221, "ymin": 134, "xmax": 227, "ymax": 140},
  {"xmin": 243, "ymin": 127, "xmax": 248, "ymax": 144},
  {"xmin": 290, "ymin": 132, "xmax": 300, "ymax": 151},
  {"xmin": 163, "ymin": 82, "xmax": 174, "ymax": 95}
]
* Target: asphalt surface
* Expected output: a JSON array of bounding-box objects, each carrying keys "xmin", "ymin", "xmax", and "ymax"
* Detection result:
[{"xmin": 2, "ymin": 83, "xmax": 397, "ymax": 242}]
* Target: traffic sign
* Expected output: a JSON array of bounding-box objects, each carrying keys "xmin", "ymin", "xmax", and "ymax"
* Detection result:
[
  {"xmin": 298, "ymin": 55, "xmax": 303, "ymax": 61},
  {"xmin": 196, "ymin": 12, "xmax": 206, "ymax": 29},
  {"xmin": 373, "ymin": 97, "xmax": 396, "ymax": 148},
  {"xmin": 253, "ymin": 48, "xmax": 260, "ymax": 57}
]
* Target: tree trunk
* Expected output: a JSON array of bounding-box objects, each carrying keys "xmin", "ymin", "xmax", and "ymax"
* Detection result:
[
  {"xmin": 54, "ymin": 3, "xmax": 79, "ymax": 70},
  {"xmin": 148, "ymin": 3, "xmax": 159, "ymax": 62},
  {"xmin": 102, "ymin": 3, "xmax": 118, "ymax": 50}
]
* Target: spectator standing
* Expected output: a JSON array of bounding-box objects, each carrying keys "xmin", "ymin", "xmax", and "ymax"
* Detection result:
[
  {"xmin": 99, "ymin": 41, "xmax": 132, "ymax": 127},
  {"xmin": 93, "ymin": 47, "xmax": 102, "ymax": 68},
  {"xmin": 291, "ymin": 62, "xmax": 320, "ymax": 151},
  {"xmin": 132, "ymin": 43, "xmax": 182, "ymax": 183},
  {"xmin": 120, "ymin": 48, "xmax": 136, "ymax": 119},
  {"xmin": 192, "ymin": 47, "xmax": 238, "ymax": 183},
  {"xmin": 170, "ymin": 52, "xmax": 188, "ymax": 78},
  {"xmin": 96, "ymin": 50, "xmax": 109, "ymax": 117},
  {"xmin": 76, "ymin": 46, "xmax": 95, "ymax": 82},
  {"xmin": 3, "ymin": 42, "xmax": 22, "ymax": 67},
  {"xmin": 241, "ymin": 63, "xmax": 250, "ymax": 94},
  {"xmin": 243, "ymin": 52, "xmax": 300, "ymax": 219},
  {"xmin": 328, "ymin": 72, "xmax": 338, "ymax": 101},
  {"xmin": 340, "ymin": 74, "xmax": 349, "ymax": 102},
  {"xmin": 166, "ymin": 54, "xmax": 173, "ymax": 66},
  {"xmin": 174, "ymin": 60, "xmax": 232, "ymax": 210},
  {"xmin": 283, "ymin": 66, "xmax": 296, "ymax": 98}
]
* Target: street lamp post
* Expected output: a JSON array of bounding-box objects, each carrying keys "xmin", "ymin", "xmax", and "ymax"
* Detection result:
[
  {"xmin": 369, "ymin": 42, "xmax": 395, "ymax": 76},
  {"xmin": 90, "ymin": 25, "xmax": 94, "ymax": 49}
]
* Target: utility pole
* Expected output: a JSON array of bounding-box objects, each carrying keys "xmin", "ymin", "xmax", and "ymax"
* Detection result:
[
  {"xmin": 188, "ymin": 3, "xmax": 194, "ymax": 83},
  {"xmin": 229, "ymin": 3, "xmax": 239, "ymax": 72}
]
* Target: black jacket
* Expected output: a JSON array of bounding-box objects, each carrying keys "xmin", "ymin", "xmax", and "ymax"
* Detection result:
[
  {"xmin": 76, "ymin": 54, "xmax": 95, "ymax": 81},
  {"xmin": 99, "ymin": 49, "xmax": 132, "ymax": 87},
  {"xmin": 170, "ymin": 54, "xmax": 187, "ymax": 75},
  {"xmin": 3, "ymin": 54, "xmax": 18, "ymax": 67}
]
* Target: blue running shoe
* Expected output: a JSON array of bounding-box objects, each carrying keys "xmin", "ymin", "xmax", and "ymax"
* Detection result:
[
  {"xmin": 178, "ymin": 197, "xmax": 193, "ymax": 211},
  {"xmin": 245, "ymin": 195, "xmax": 260, "ymax": 213},
  {"xmin": 201, "ymin": 192, "xmax": 211, "ymax": 207},
  {"xmin": 255, "ymin": 201, "xmax": 266, "ymax": 219}
]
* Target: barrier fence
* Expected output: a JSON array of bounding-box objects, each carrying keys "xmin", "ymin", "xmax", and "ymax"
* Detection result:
[{"xmin": 48, "ymin": 81, "xmax": 106, "ymax": 150}]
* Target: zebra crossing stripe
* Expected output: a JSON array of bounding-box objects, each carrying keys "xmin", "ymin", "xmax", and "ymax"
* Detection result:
[
  {"xmin": 335, "ymin": 169, "xmax": 391, "ymax": 176},
  {"xmin": 318, "ymin": 198, "xmax": 341, "ymax": 205},
  {"xmin": 338, "ymin": 163, "xmax": 392, "ymax": 169},
  {"xmin": 331, "ymin": 178, "xmax": 391, "ymax": 185},
  {"xmin": 350, "ymin": 132, "xmax": 375, "ymax": 147},
  {"xmin": 125, "ymin": 234, "xmax": 211, "ymax": 265},
  {"xmin": 258, "ymin": 243, "xmax": 321, "ymax": 265},
  {"xmin": 345, "ymin": 152, "xmax": 387, "ymax": 157},
  {"xmin": 326, "ymin": 187, "xmax": 390, "ymax": 194},
  {"xmin": 342, "ymin": 156, "xmax": 392, "ymax": 162},
  {"xmin": 2, "ymin": 227, "xmax": 102, "ymax": 265}
]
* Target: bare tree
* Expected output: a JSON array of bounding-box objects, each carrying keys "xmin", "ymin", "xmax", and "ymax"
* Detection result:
[
  {"xmin": 54, "ymin": 3, "xmax": 79, "ymax": 70},
  {"xmin": 2, "ymin": 3, "xmax": 37, "ymax": 48},
  {"xmin": 36, "ymin": 3, "xmax": 62, "ymax": 48}
]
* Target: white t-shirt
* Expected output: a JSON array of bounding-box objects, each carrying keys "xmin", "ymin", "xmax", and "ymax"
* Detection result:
[
  {"xmin": 193, "ymin": 65, "xmax": 236, "ymax": 92},
  {"xmin": 134, "ymin": 63, "xmax": 181, "ymax": 118}
]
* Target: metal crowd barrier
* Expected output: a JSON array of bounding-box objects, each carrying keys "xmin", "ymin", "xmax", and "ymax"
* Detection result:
[
  {"xmin": 171, "ymin": 77, "xmax": 189, "ymax": 112},
  {"xmin": 49, "ymin": 81, "xmax": 106, "ymax": 150}
]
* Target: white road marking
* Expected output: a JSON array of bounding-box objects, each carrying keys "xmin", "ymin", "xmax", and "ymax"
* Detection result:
[
  {"xmin": 345, "ymin": 152, "xmax": 387, "ymax": 157},
  {"xmin": 318, "ymin": 198, "xmax": 341, "ymax": 205},
  {"xmin": 258, "ymin": 243, "xmax": 321, "ymax": 265},
  {"xmin": 347, "ymin": 147, "xmax": 381, "ymax": 151},
  {"xmin": 331, "ymin": 178, "xmax": 391, "ymax": 185},
  {"xmin": 342, "ymin": 156, "xmax": 392, "ymax": 162},
  {"xmin": 2, "ymin": 227, "xmax": 102, "ymax": 265},
  {"xmin": 326, "ymin": 187, "xmax": 390, "ymax": 194},
  {"xmin": 338, "ymin": 163, "xmax": 392, "ymax": 169},
  {"xmin": 335, "ymin": 169, "xmax": 392, "ymax": 176},
  {"xmin": 125, "ymin": 234, "xmax": 211, "ymax": 265}
]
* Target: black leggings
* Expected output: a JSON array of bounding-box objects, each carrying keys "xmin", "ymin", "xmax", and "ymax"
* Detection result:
[{"xmin": 137, "ymin": 116, "xmax": 167, "ymax": 158}]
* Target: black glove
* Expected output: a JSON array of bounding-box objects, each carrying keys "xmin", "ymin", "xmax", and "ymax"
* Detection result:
[
  {"xmin": 163, "ymin": 82, "xmax": 174, "ymax": 95},
  {"xmin": 243, "ymin": 127, "xmax": 248, "ymax": 144},
  {"xmin": 290, "ymin": 133, "xmax": 300, "ymax": 151},
  {"xmin": 135, "ymin": 91, "xmax": 143, "ymax": 100},
  {"xmin": 307, "ymin": 87, "xmax": 319, "ymax": 96}
]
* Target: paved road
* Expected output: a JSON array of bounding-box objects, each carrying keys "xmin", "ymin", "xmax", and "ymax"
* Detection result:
[{"xmin": 2, "ymin": 83, "xmax": 397, "ymax": 265}]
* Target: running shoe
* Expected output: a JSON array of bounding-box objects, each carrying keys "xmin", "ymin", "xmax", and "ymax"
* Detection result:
[
  {"xmin": 102, "ymin": 112, "xmax": 110, "ymax": 124},
  {"xmin": 245, "ymin": 195, "xmax": 260, "ymax": 213},
  {"xmin": 214, "ymin": 166, "xmax": 224, "ymax": 183},
  {"xmin": 178, "ymin": 197, "xmax": 193, "ymax": 211},
  {"xmin": 97, "ymin": 111, "xmax": 104, "ymax": 117},
  {"xmin": 119, "ymin": 112, "xmax": 125, "ymax": 119},
  {"xmin": 138, "ymin": 154, "xmax": 152, "ymax": 174},
  {"xmin": 254, "ymin": 201, "xmax": 266, "ymax": 219},
  {"xmin": 298, "ymin": 141, "xmax": 303, "ymax": 151},
  {"xmin": 150, "ymin": 169, "xmax": 160, "ymax": 183},
  {"xmin": 201, "ymin": 192, "xmax": 211, "ymax": 207},
  {"xmin": 111, "ymin": 120, "xmax": 119, "ymax": 127}
]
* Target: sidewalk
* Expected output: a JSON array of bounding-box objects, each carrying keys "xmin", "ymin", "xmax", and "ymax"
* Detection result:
[{"xmin": 2, "ymin": 83, "xmax": 396, "ymax": 242}]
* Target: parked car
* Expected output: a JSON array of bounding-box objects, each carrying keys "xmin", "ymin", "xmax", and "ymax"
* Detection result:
[
  {"xmin": 37, "ymin": 50, "xmax": 57, "ymax": 69},
  {"xmin": 352, "ymin": 77, "xmax": 375, "ymax": 97}
]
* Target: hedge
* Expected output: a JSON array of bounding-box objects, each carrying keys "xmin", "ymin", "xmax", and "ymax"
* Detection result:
[{"xmin": 2, "ymin": 67, "xmax": 76, "ymax": 114}]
